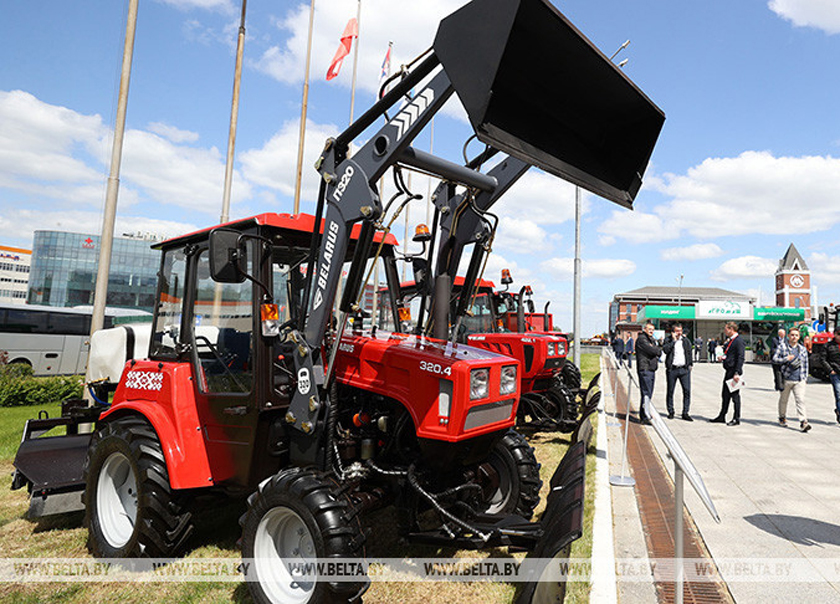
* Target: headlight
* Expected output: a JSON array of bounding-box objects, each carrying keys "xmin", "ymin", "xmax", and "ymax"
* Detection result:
[
  {"xmin": 470, "ymin": 368, "xmax": 490, "ymax": 400},
  {"xmin": 547, "ymin": 342, "xmax": 555, "ymax": 356},
  {"xmin": 556, "ymin": 341, "xmax": 566, "ymax": 356},
  {"xmin": 500, "ymin": 365, "xmax": 518, "ymax": 395}
]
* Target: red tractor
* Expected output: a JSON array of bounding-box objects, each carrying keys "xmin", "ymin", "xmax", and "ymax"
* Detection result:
[
  {"xmin": 11, "ymin": 1, "xmax": 664, "ymax": 602},
  {"xmin": 809, "ymin": 305, "xmax": 839, "ymax": 381},
  {"xmin": 396, "ymin": 274, "xmax": 578, "ymax": 431},
  {"xmin": 491, "ymin": 272, "xmax": 583, "ymax": 390}
]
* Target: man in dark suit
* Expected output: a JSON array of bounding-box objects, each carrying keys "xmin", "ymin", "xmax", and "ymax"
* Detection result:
[
  {"xmin": 636, "ymin": 321, "xmax": 662, "ymax": 425},
  {"xmin": 710, "ymin": 321, "xmax": 746, "ymax": 426},
  {"xmin": 663, "ymin": 323, "xmax": 693, "ymax": 421},
  {"xmin": 612, "ymin": 333, "xmax": 625, "ymax": 365},
  {"xmin": 770, "ymin": 327, "xmax": 786, "ymax": 391},
  {"xmin": 819, "ymin": 331, "xmax": 840, "ymax": 424}
]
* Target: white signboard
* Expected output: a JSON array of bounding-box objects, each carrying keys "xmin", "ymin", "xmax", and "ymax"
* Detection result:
[{"xmin": 696, "ymin": 300, "xmax": 751, "ymax": 320}]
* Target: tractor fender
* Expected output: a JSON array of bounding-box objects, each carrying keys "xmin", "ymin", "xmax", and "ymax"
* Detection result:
[{"xmin": 100, "ymin": 361, "xmax": 214, "ymax": 490}]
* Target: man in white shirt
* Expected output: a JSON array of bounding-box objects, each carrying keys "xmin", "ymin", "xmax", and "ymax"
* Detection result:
[{"xmin": 663, "ymin": 323, "xmax": 693, "ymax": 420}]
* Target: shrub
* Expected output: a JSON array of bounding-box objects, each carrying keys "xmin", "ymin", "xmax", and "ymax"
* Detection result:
[{"xmin": 0, "ymin": 364, "xmax": 83, "ymax": 407}]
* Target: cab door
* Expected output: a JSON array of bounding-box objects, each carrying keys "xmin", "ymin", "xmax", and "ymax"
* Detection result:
[{"xmin": 189, "ymin": 245, "xmax": 259, "ymax": 487}]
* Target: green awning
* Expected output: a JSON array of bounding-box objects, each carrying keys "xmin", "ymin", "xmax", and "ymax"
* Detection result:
[
  {"xmin": 640, "ymin": 305, "xmax": 696, "ymax": 320},
  {"xmin": 753, "ymin": 307, "xmax": 805, "ymax": 321}
]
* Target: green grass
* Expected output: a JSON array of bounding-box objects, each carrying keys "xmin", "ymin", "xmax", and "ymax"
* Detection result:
[
  {"xmin": 0, "ymin": 354, "xmax": 602, "ymax": 603},
  {"xmin": 0, "ymin": 402, "xmax": 62, "ymax": 460}
]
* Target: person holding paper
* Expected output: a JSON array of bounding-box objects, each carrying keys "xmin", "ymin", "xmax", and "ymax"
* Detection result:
[
  {"xmin": 710, "ymin": 321, "xmax": 745, "ymax": 426},
  {"xmin": 773, "ymin": 329, "xmax": 811, "ymax": 432}
]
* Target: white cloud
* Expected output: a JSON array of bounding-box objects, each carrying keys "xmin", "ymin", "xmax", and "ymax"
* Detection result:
[
  {"xmin": 495, "ymin": 169, "xmax": 582, "ymax": 226},
  {"xmin": 602, "ymin": 151, "xmax": 840, "ymax": 245},
  {"xmin": 661, "ymin": 243, "xmax": 724, "ymax": 261},
  {"xmin": 492, "ymin": 218, "xmax": 549, "ymax": 253},
  {"xmin": 0, "ymin": 208, "xmax": 199, "ymax": 244},
  {"xmin": 540, "ymin": 257, "xmax": 636, "ymax": 281},
  {"xmin": 0, "ymin": 90, "xmax": 108, "ymax": 188},
  {"xmin": 597, "ymin": 209, "xmax": 676, "ymax": 244},
  {"xmin": 769, "ymin": 0, "xmax": 840, "ymax": 34},
  {"xmin": 155, "ymin": 0, "xmax": 235, "ymax": 13},
  {"xmin": 710, "ymin": 256, "xmax": 777, "ymax": 281},
  {"xmin": 254, "ymin": 0, "xmax": 462, "ymax": 93},
  {"xmin": 148, "ymin": 122, "xmax": 200, "ymax": 144},
  {"xmin": 0, "ymin": 90, "xmax": 254, "ymax": 220},
  {"xmin": 657, "ymin": 151, "xmax": 840, "ymax": 238},
  {"xmin": 807, "ymin": 252, "xmax": 840, "ymax": 284},
  {"xmin": 119, "ymin": 129, "xmax": 251, "ymax": 214},
  {"xmin": 238, "ymin": 118, "xmax": 340, "ymax": 208}
]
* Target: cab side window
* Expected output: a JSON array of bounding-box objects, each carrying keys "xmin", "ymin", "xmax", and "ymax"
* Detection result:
[{"xmin": 192, "ymin": 250, "xmax": 254, "ymax": 394}]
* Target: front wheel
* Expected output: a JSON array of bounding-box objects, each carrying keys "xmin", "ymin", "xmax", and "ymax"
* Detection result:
[
  {"xmin": 476, "ymin": 430, "xmax": 542, "ymax": 520},
  {"xmin": 83, "ymin": 416, "xmax": 194, "ymax": 557},
  {"xmin": 560, "ymin": 361, "xmax": 582, "ymax": 390},
  {"xmin": 240, "ymin": 468, "xmax": 368, "ymax": 604}
]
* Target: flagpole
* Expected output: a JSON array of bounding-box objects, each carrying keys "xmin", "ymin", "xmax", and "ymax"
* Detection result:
[
  {"xmin": 349, "ymin": 0, "xmax": 362, "ymax": 124},
  {"xmin": 293, "ymin": 0, "xmax": 316, "ymax": 214},
  {"xmin": 220, "ymin": 0, "xmax": 247, "ymax": 224},
  {"xmin": 86, "ymin": 0, "xmax": 138, "ymax": 405},
  {"xmin": 372, "ymin": 41, "xmax": 392, "ymax": 329}
]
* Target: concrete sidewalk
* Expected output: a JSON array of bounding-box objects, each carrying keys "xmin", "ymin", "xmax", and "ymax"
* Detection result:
[{"xmin": 603, "ymin": 360, "xmax": 840, "ymax": 603}]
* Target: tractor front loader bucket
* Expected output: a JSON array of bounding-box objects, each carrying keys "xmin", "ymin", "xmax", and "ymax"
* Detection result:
[{"xmin": 434, "ymin": 0, "xmax": 665, "ymax": 208}]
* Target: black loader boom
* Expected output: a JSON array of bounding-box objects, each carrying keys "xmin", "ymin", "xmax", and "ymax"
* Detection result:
[{"xmin": 285, "ymin": 0, "xmax": 664, "ymax": 457}]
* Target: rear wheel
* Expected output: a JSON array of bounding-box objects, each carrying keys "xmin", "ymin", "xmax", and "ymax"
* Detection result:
[
  {"xmin": 241, "ymin": 468, "xmax": 368, "ymax": 604},
  {"xmin": 83, "ymin": 416, "xmax": 194, "ymax": 557},
  {"xmin": 477, "ymin": 429, "xmax": 542, "ymax": 520}
]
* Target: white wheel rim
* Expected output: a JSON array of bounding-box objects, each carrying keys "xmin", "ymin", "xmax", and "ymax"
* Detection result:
[
  {"xmin": 96, "ymin": 451, "xmax": 138, "ymax": 548},
  {"xmin": 253, "ymin": 507, "xmax": 317, "ymax": 604}
]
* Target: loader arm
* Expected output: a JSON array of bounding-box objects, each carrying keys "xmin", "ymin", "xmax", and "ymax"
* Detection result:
[
  {"xmin": 289, "ymin": 61, "xmax": 506, "ymax": 443},
  {"xmin": 429, "ymin": 154, "xmax": 531, "ymax": 338},
  {"xmin": 289, "ymin": 0, "xmax": 665, "ymax": 447}
]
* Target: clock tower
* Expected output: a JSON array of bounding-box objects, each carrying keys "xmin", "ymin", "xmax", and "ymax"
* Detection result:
[{"xmin": 775, "ymin": 243, "xmax": 811, "ymax": 320}]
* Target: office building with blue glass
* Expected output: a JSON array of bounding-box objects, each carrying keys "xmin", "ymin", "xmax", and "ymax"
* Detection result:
[{"xmin": 28, "ymin": 231, "xmax": 161, "ymax": 312}]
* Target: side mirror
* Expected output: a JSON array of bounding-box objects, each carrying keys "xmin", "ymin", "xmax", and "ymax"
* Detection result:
[
  {"xmin": 412, "ymin": 257, "xmax": 431, "ymax": 293},
  {"xmin": 209, "ymin": 229, "xmax": 246, "ymax": 283}
]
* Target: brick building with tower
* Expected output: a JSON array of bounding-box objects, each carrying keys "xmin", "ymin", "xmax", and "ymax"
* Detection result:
[{"xmin": 775, "ymin": 243, "xmax": 811, "ymax": 321}]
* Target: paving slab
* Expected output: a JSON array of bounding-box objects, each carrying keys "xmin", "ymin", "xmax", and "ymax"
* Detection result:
[{"xmin": 612, "ymin": 359, "xmax": 840, "ymax": 603}]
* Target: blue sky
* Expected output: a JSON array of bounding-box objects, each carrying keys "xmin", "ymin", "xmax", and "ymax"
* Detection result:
[{"xmin": 2, "ymin": 0, "xmax": 840, "ymax": 337}]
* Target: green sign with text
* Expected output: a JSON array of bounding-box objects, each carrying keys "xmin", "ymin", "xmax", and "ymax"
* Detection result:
[
  {"xmin": 753, "ymin": 307, "xmax": 805, "ymax": 321},
  {"xmin": 641, "ymin": 305, "xmax": 696, "ymax": 320}
]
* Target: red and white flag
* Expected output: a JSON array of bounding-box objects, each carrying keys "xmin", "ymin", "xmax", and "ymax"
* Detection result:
[
  {"xmin": 379, "ymin": 41, "xmax": 392, "ymax": 91},
  {"xmin": 326, "ymin": 18, "xmax": 358, "ymax": 81}
]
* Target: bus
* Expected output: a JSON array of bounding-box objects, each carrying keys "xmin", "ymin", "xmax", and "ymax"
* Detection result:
[{"xmin": 0, "ymin": 303, "xmax": 151, "ymax": 376}]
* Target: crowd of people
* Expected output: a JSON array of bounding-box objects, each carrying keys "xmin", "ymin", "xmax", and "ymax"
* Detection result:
[{"xmin": 610, "ymin": 321, "xmax": 840, "ymax": 433}]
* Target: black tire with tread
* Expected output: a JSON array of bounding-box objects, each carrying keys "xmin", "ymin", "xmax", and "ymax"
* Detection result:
[
  {"xmin": 240, "ymin": 467, "xmax": 368, "ymax": 604},
  {"xmin": 480, "ymin": 429, "xmax": 542, "ymax": 520},
  {"xmin": 560, "ymin": 361, "xmax": 582, "ymax": 390},
  {"xmin": 83, "ymin": 415, "xmax": 194, "ymax": 557},
  {"xmin": 546, "ymin": 382, "xmax": 579, "ymax": 432}
]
